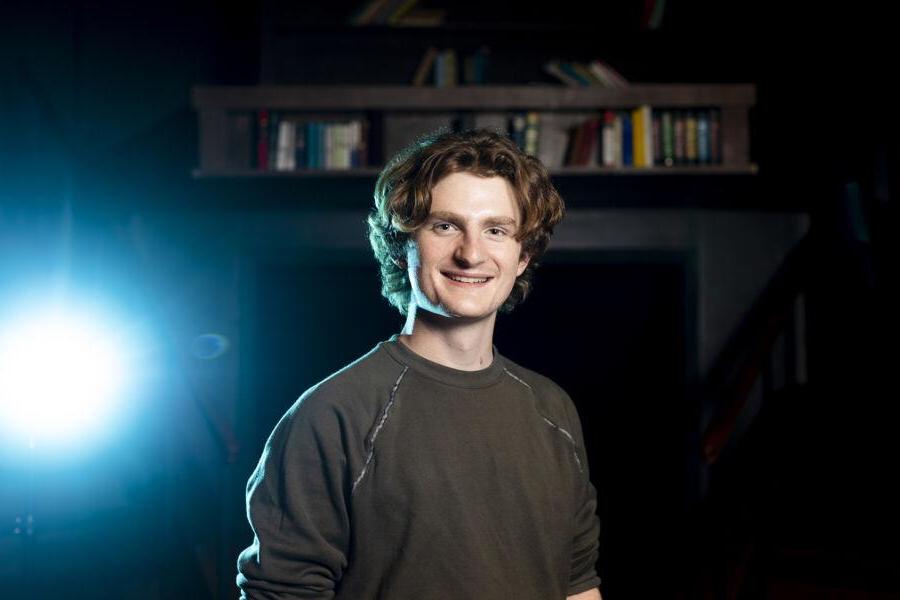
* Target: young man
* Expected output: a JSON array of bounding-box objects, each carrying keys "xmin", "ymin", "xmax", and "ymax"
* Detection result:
[{"xmin": 237, "ymin": 130, "xmax": 602, "ymax": 600}]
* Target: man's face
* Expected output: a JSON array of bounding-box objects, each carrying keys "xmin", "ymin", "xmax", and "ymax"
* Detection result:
[{"xmin": 406, "ymin": 172, "xmax": 530, "ymax": 322}]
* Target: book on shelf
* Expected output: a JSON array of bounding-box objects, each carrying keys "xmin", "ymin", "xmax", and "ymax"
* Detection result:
[
  {"xmin": 536, "ymin": 112, "xmax": 594, "ymax": 168},
  {"xmin": 268, "ymin": 112, "xmax": 281, "ymax": 170},
  {"xmin": 674, "ymin": 110, "xmax": 686, "ymax": 165},
  {"xmin": 354, "ymin": 122, "xmax": 369, "ymax": 168},
  {"xmin": 652, "ymin": 112, "xmax": 663, "ymax": 166},
  {"xmin": 642, "ymin": 105, "xmax": 653, "ymax": 167},
  {"xmin": 350, "ymin": 0, "xmax": 446, "ymax": 26},
  {"xmin": 296, "ymin": 122, "xmax": 308, "ymax": 169},
  {"xmin": 463, "ymin": 47, "xmax": 490, "ymax": 85},
  {"xmin": 583, "ymin": 119, "xmax": 598, "ymax": 165},
  {"xmin": 524, "ymin": 112, "xmax": 540, "ymax": 157},
  {"xmin": 631, "ymin": 107, "xmax": 645, "ymax": 167},
  {"xmin": 350, "ymin": 0, "xmax": 411, "ymax": 25},
  {"xmin": 543, "ymin": 60, "xmax": 630, "ymax": 89},
  {"xmin": 558, "ymin": 62, "xmax": 592, "ymax": 86},
  {"xmin": 434, "ymin": 49, "xmax": 458, "ymax": 87},
  {"xmin": 461, "ymin": 110, "xmax": 542, "ymax": 163},
  {"xmin": 661, "ymin": 111, "xmax": 674, "ymax": 166},
  {"xmin": 568, "ymin": 118, "xmax": 600, "ymax": 166},
  {"xmin": 386, "ymin": 0, "xmax": 420, "ymax": 25},
  {"xmin": 587, "ymin": 60, "xmax": 630, "ymax": 89},
  {"xmin": 394, "ymin": 8, "xmax": 446, "ymax": 26},
  {"xmin": 685, "ymin": 111, "xmax": 698, "ymax": 164},
  {"xmin": 348, "ymin": 0, "xmax": 391, "ymax": 25},
  {"xmin": 276, "ymin": 118, "xmax": 296, "ymax": 171},
  {"xmin": 630, "ymin": 105, "xmax": 653, "ymax": 167},
  {"xmin": 256, "ymin": 110, "xmax": 270, "ymax": 171},
  {"xmin": 510, "ymin": 113, "xmax": 526, "ymax": 151},
  {"xmin": 226, "ymin": 113, "xmax": 253, "ymax": 170},
  {"xmin": 504, "ymin": 107, "xmax": 720, "ymax": 170},
  {"xmin": 246, "ymin": 112, "xmax": 369, "ymax": 171},
  {"xmin": 602, "ymin": 110, "xmax": 620, "ymax": 167},
  {"xmin": 571, "ymin": 62, "xmax": 600, "ymax": 86},
  {"xmin": 696, "ymin": 110, "xmax": 709, "ymax": 164},
  {"xmin": 415, "ymin": 46, "xmax": 488, "ymax": 86},
  {"xmin": 543, "ymin": 60, "xmax": 585, "ymax": 87},
  {"xmin": 324, "ymin": 123, "xmax": 334, "ymax": 169},
  {"xmin": 308, "ymin": 122, "xmax": 320, "ymax": 169},
  {"xmin": 412, "ymin": 46, "xmax": 438, "ymax": 86},
  {"xmin": 621, "ymin": 111, "xmax": 633, "ymax": 166},
  {"xmin": 709, "ymin": 110, "xmax": 721, "ymax": 164},
  {"xmin": 220, "ymin": 104, "xmax": 725, "ymax": 174}
]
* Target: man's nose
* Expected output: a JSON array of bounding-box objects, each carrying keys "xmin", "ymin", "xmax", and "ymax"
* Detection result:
[{"xmin": 454, "ymin": 232, "xmax": 486, "ymax": 266}]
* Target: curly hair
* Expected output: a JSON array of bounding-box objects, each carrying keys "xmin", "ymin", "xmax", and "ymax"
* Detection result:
[{"xmin": 367, "ymin": 128, "xmax": 565, "ymax": 315}]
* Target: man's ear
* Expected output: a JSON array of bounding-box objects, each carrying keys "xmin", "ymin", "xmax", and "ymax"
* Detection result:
[{"xmin": 516, "ymin": 253, "xmax": 530, "ymax": 277}]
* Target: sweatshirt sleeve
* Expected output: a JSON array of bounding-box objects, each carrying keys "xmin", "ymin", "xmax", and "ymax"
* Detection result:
[
  {"xmin": 564, "ymin": 394, "xmax": 602, "ymax": 596},
  {"xmin": 237, "ymin": 395, "xmax": 351, "ymax": 599}
]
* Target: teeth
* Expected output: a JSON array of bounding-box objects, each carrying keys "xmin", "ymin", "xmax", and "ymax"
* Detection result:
[{"xmin": 448, "ymin": 275, "xmax": 488, "ymax": 283}]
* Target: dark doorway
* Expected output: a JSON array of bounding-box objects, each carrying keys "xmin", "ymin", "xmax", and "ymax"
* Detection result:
[{"xmin": 495, "ymin": 251, "xmax": 694, "ymax": 598}]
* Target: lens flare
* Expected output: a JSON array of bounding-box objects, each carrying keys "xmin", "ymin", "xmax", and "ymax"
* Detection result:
[{"xmin": 0, "ymin": 309, "xmax": 128, "ymax": 446}]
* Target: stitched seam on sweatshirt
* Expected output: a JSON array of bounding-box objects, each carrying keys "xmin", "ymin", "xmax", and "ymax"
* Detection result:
[
  {"xmin": 503, "ymin": 368, "xmax": 532, "ymax": 390},
  {"xmin": 505, "ymin": 368, "xmax": 584, "ymax": 473},
  {"xmin": 351, "ymin": 366, "xmax": 408, "ymax": 495},
  {"xmin": 540, "ymin": 416, "xmax": 583, "ymax": 472}
]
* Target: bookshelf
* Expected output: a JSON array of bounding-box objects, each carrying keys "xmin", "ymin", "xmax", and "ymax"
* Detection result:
[{"xmin": 192, "ymin": 84, "xmax": 756, "ymax": 178}]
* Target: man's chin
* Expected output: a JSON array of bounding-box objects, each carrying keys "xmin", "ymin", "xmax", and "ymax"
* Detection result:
[{"xmin": 418, "ymin": 303, "xmax": 493, "ymax": 325}]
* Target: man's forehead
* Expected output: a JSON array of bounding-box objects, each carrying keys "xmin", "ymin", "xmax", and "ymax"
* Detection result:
[
  {"xmin": 427, "ymin": 210, "xmax": 518, "ymax": 225},
  {"xmin": 428, "ymin": 172, "xmax": 520, "ymax": 220}
]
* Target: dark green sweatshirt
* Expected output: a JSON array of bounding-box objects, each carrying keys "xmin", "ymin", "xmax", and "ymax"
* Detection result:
[{"xmin": 237, "ymin": 336, "xmax": 600, "ymax": 599}]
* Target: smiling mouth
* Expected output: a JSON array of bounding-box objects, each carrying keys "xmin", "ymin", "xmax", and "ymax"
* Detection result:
[{"xmin": 443, "ymin": 272, "xmax": 492, "ymax": 284}]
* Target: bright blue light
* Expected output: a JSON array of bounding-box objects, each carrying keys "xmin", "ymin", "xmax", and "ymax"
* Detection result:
[{"xmin": 0, "ymin": 305, "xmax": 132, "ymax": 448}]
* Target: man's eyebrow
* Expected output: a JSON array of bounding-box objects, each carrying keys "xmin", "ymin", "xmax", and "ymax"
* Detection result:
[{"xmin": 428, "ymin": 211, "xmax": 518, "ymax": 227}]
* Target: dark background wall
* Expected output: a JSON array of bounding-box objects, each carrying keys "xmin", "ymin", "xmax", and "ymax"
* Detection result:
[{"xmin": 0, "ymin": 1, "xmax": 896, "ymax": 598}]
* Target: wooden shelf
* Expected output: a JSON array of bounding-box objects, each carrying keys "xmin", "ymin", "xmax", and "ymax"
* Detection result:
[
  {"xmin": 552, "ymin": 164, "xmax": 759, "ymax": 176},
  {"xmin": 193, "ymin": 164, "xmax": 759, "ymax": 179},
  {"xmin": 192, "ymin": 84, "xmax": 755, "ymax": 111},
  {"xmin": 193, "ymin": 83, "xmax": 755, "ymax": 177},
  {"xmin": 193, "ymin": 168, "xmax": 384, "ymax": 178}
]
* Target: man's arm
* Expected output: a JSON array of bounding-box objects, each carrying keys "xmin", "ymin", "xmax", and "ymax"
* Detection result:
[
  {"xmin": 561, "ymin": 389, "xmax": 603, "ymax": 598},
  {"xmin": 237, "ymin": 398, "xmax": 351, "ymax": 599}
]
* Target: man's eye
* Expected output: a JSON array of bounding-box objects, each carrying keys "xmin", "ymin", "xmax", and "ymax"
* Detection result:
[
  {"xmin": 487, "ymin": 228, "xmax": 506, "ymax": 236},
  {"xmin": 433, "ymin": 222, "xmax": 454, "ymax": 232}
]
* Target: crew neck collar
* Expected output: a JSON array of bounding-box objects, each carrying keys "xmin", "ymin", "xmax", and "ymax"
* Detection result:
[{"xmin": 381, "ymin": 334, "xmax": 506, "ymax": 389}]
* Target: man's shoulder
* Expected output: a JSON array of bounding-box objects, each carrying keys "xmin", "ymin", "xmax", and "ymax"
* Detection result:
[
  {"xmin": 501, "ymin": 354, "xmax": 571, "ymax": 401},
  {"xmin": 284, "ymin": 340, "xmax": 405, "ymax": 423},
  {"xmin": 500, "ymin": 354, "xmax": 578, "ymax": 422},
  {"xmin": 259, "ymin": 340, "xmax": 406, "ymax": 463},
  {"xmin": 500, "ymin": 354, "xmax": 588, "ymax": 448}
]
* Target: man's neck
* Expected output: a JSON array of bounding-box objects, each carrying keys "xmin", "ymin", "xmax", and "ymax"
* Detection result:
[{"xmin": 398, "ymin": 304, "xmax": 496, "ymax": 371}]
